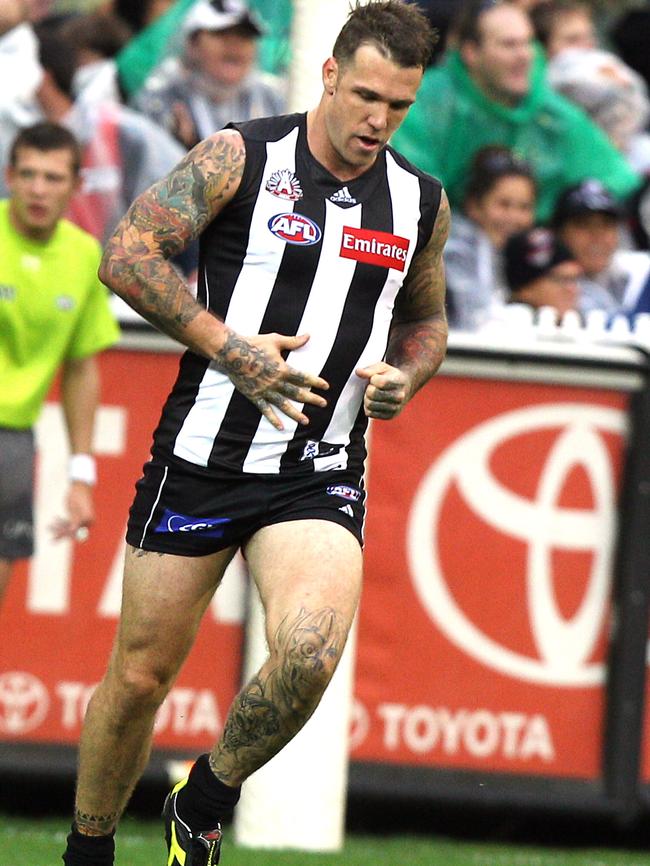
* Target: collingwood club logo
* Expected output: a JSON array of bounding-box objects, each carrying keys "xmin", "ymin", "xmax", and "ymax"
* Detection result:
[
  {"xmin": 265, "ymin": 169, "xmax": 303, "ymax": 201},
  {"xmin": 407, "ymin": 403, "xmax": 625, "ymax": 687}
]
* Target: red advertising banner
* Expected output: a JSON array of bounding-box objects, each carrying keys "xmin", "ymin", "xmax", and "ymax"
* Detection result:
[
  {"xmin": 352, "ymin": 375, "xmax": 628, "ymax": 780},
  {"xmin": 0, "ymin": 349, "xmax": 245, "ymax": 751},
  {"xmin": 0, "ymin": 347, "xmax": 637, "ymax": 789}
]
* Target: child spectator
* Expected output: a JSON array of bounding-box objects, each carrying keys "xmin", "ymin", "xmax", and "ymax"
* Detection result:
[{"xmin": 504, "ymin": 226, "xmax": 582, "ymax": 318}]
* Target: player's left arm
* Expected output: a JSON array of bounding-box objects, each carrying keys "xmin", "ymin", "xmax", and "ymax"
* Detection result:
[
  {"xmin": 356, "ymin": 189, "xmax": 450, "ymax": 419},
  {"xmin": 52, "ymin": 354, "xmax": 100, "ymax": 540}
]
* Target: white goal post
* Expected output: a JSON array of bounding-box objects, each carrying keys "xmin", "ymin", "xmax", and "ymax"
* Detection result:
[{"xmin": 234, "ymin": 4, "xmax": 372, "ymax": 849}]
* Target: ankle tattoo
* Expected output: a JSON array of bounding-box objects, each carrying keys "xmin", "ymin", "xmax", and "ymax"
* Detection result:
[{"xmin": 74, "ymin": 810, "xmax": 118, "ymax": 836}]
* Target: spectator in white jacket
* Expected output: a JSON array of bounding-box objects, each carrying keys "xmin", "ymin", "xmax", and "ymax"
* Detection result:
[{"xmin": 133, "ymin": 0, "xmax": 286, "ymax": 149}]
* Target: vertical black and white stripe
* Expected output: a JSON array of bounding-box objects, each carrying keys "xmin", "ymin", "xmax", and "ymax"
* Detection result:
[{"xmin": 152, "ymin": 113, "xmax": 442, "ymax": 477}]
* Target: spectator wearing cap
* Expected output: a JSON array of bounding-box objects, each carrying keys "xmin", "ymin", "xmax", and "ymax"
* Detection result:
[
  {"xmin": 553, "ymin": 178, "xmax": 650, "ymax": 316},
  {"xmin": 390, "ymin": 0, "xmax": 640, "ymax": 222},
  {"xmin": 504, "ymin": 226, "xmax": 582, "ymax": 318},
  {"xmin": 132, "ymin": 0, "xmax": 286, "ymax": 149}
]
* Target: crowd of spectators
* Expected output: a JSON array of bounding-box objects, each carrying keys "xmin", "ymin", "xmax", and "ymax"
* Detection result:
[
  {"xmin": 393, "ymin": 0, "xmax": 650, "ymax": 333},
  {"xmin": 2, "ymin": 0, "xmax": 650, "ymax": 335},
  {"xmin": 0, "ymin": 0, "xmax": 287, "ymax": 273}
]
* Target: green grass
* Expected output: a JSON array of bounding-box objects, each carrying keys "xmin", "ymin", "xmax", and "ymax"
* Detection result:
[{"xmin": 2, "ymin": 815, "xmax": 650, "ymax": 866}]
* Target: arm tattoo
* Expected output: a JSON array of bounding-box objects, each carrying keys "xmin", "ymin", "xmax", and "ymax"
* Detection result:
[
  {"xmin": 211, "ymin": 607, "xmax": 344, "ymax": 784},
  {"xmin": 99, "ymin": 132, "xmax": 245, "ymax": 345},
  {"xmin": 387, "ymin": 190, "xmax": 451, "ymax": 398}
]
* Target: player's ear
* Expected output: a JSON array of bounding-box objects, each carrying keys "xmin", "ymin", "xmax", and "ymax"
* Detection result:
[{"xmin": 322, "ymin": 57, "xmax": 338, "ymax": 95}]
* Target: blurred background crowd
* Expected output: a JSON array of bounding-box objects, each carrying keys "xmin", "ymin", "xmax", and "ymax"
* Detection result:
[{"xmin": 4, "ymin": 0, "xmax": 650, "ymax": 333}]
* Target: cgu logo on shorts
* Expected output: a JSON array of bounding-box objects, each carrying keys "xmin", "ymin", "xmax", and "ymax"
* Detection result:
[
  {"xmin": 268, "ymin": 212, "xmax": 322, "ymax": 246},
  {"xmin": 340, "ymin": 226, "xmax": 409, "ymax": 271},
  {"xmin": 407, "ymin": 403, "xmax": 625, "ymax": 687},
  {"xmin": 155, "ymin": 508, "xmax": 231, "ymax": 538}
]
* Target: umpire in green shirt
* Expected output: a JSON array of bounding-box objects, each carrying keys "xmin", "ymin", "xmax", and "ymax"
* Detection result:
[{"xmin": 0, "ymin": 122, "xmax": 120, "ymax": 607}]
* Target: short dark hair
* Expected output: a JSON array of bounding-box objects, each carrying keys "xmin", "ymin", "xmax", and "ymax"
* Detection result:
[
  {"xmin": 452, "ymin": 0, "xmax": 519, "ymax": 47},
  {"xmin": 35, "ymin": 26, "xmax": 77, "ymax": 98},
  {"xmin": 530, "ymin": 0, "xmax": 591, "ymax": 48},
  {"xmin": 60, "ymin": 11, "xmax": 132, "ymax": 59},
  {"xmin": 9, "ymin": 123, "xmax": 82, "ymax": 176},
  {"xmin": 464, "ymin": 145, "xmax": 536, "ymax": 204},
  {"xmin": 333, "ymin": 0, "xmax": 437, "ymax": 70}
]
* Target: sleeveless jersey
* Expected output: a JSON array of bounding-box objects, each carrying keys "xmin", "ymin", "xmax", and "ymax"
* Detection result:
[{"xmin": 151, "ymin": 113, "xmax": 442, "ymax": 476}]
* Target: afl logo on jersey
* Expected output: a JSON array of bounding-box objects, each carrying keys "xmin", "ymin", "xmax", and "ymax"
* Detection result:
[{"xmin": 268, "ymin": 213, "xmax": 322, "ymax": 246}]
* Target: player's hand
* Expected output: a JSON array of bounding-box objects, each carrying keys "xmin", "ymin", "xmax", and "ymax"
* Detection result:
[
  {"xmin": 356, "ymin": 362, "xmax": 410, "ymax": 420},
  {"xmin": 50, "ymin": 482, "xmax": 95, "ymax": 543},
  {"xmin": 217, "ymin": 331, "xmax": 329, "ymax": 431}
]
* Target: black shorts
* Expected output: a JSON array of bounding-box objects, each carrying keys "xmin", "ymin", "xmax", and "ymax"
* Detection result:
[
  {"xmin": 0, "ymin": 427, "xmax": 35, "ymax": 561},
  {"xmin": 126, "ymin": 456, "xmax": 366, "ymax": 556}
]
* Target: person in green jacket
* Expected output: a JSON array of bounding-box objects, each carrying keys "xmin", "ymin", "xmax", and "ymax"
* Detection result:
[{"xmin": 391, "ymin": 0, "xmax": 641, "ymax": 223}]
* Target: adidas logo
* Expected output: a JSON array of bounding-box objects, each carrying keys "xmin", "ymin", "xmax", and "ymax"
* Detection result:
[
  {"xmin": 338, "ymin": 504, "xmax": 354, "ymax": 517},
  {"xmin": 330, "ymin": 186, "xmax": 357, "ymax": 205}
]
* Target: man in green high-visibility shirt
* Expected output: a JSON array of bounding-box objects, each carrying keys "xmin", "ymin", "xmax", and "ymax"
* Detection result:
[{"xmin": 0, "ymin": 122, "xmax": 120, "ymax": 608}]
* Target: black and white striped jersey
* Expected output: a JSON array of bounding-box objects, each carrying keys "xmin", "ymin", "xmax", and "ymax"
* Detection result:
[{"xmin": 151, "ymin": 113, "xmax": 442, "ymax": 477}]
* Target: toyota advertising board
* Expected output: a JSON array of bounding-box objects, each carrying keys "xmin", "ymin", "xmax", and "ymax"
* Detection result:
[
  {"xmin": 2, "ymin": 335, "xmax": 650, "ymax": 818},
  {"xmin": 0, "ymin": 344, "xmax": 247, "ymax": 769},
  {"xmin": 349, "ymin": 341, "xmax": 650, "ymax": 815}
]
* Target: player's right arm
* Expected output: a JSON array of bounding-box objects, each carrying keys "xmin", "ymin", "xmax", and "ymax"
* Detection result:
[{"xmin": 99, "ymin": 129, "xmax": 328, "ymax": 430}]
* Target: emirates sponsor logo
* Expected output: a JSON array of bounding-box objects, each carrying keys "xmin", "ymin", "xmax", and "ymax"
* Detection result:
[{"xmin": 340, "ymin": 226, "xmax": 409, "ymax": 271}]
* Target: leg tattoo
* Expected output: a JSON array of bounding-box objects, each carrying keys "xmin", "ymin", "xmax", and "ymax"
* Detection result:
[
  {"xmin": 211, "ymin": 607, "xmax": 344, "ymax": 784},
  {"xmin": 74, "ymin": 809, "xmax": 119, "ymax": 836}
]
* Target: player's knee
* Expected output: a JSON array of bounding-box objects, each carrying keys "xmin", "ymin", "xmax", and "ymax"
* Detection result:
[
  {"xmin": 112, "ymin": 659, "xmax": 174, "ymax": 709},
  {"xmin": 279, "ymin": 643, "xmax": 338, "ymax": 713}
]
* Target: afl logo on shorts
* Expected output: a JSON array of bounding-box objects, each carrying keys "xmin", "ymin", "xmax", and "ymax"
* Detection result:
[{"xmin": 268, "ymin": 213, "xmax": 322, "ymax": 246}]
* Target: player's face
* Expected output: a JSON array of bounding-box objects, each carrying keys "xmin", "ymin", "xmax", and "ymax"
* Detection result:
[
  {"xmin": 6, "ymin": 146, "xmax": 79, "ymax": 241},
  {"xmin": 322, "ymin": 45, "xmax": 422, "ymax": 175}
]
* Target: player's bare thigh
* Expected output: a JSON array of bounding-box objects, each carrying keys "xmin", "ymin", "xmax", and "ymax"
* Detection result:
[
  {"xmin": 244, "ymin": 519, "xmax": 363, "ymax": 647},
  {"xmin": 110, "ymin": 543, "xmax": 238, "ymax": 681}
]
